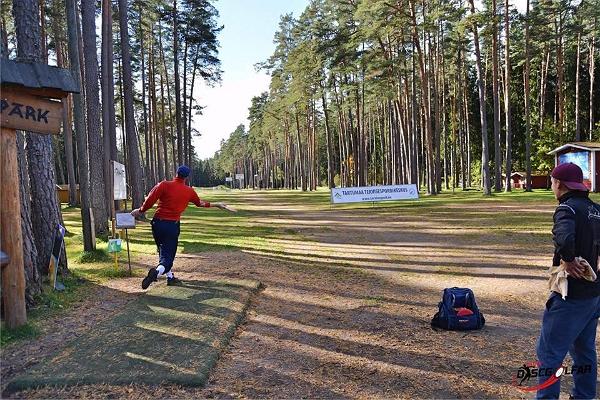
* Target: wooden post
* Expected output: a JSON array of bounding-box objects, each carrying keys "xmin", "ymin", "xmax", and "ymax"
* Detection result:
[{"xmin": 0, "ymin": 127, "xmax": 27, "ymax": 329}]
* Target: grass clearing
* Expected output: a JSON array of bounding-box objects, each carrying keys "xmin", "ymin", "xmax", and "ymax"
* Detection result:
[
  {"xmin": 4, "ymin": 187, "xmax": 600, "ymax": 398},
  {"xmin": 6, "ymin": 188, "xmax": 599, "ymax": 350}
]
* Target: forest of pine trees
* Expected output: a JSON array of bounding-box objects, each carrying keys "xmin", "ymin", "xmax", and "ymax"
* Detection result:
[
  {"xmin": 211, "ymin": 0, "xmax": 600, "ymax": 194},
  {"xmin": 1, "ymin": 0, "xmax": 221, "ymax": 305},
  {"xmin": 1, "ymin": 0, "xmax": 599, "ymax": 307}
]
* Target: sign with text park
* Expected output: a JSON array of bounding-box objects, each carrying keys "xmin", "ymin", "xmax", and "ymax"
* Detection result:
[
  {"xmin": 1, "ymin": 90, "xmax": 63, "ymax": 135},
  {"xmin": 331, "ymin": 184, "xmax": 419, "ymax": 204}
]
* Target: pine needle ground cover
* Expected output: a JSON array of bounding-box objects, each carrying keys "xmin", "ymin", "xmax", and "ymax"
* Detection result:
[{"xmin": 5, "ymin": 279, "xmax": 260, "ymax": 392}]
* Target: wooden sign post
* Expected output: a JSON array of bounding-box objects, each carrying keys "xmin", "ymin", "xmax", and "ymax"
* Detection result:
[
  {"xmin": 1, "ymin": 126, "xmax": 27, "ymax": 328},
  {"xmin": 0, "ymin": 59, "xmax": 78, "ymax": 329}
]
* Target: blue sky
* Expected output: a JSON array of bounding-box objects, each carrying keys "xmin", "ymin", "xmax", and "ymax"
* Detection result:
[{"xmin": 193, "ymin": 0, "xmax": 309, "ymax": 159}]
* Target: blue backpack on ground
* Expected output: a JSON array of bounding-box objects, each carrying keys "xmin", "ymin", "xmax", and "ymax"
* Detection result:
[{"xmin": 431, "ymin": 287, "xmax": 485, "ymax": 330}]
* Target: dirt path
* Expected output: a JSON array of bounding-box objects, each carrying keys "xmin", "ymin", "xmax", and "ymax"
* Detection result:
[{"xmin": 4, "ymin": 193, "xmax": 597, "ymax": 399}]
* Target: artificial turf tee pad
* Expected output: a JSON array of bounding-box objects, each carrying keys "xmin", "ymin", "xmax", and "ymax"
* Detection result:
[{"xmin": 6, "ymin": 279, "xmax": 261, "ymax": 392}]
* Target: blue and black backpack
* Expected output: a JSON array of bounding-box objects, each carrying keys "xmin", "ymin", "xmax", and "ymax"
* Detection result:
[{"xmin": 431, "ymin": 287, "xmax": 485, "ymax": 331}]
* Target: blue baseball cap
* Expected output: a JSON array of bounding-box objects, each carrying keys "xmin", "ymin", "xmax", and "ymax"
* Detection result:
[{"xmin": 176, "ymin": 165, "xmax": 191, "ymax": 178}]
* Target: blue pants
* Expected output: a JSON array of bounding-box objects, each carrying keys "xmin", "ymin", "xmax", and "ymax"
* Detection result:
[
  {"xmin": 151, "ymin": 218, "xmax": 180, "ymax": 273},
  {"xmin": 536, "ymin": 292, "xmax": 600, "ymax": 399}
]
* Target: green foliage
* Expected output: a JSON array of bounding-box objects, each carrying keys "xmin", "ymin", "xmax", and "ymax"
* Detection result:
[{"xmin": 533, "ymin": 119, "xmax": 566, "ymax": 173}]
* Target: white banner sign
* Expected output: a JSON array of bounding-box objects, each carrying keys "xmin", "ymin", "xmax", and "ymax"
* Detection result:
[
  {"xmin": 113, "ymin": 161, "xmax": 127, "ymax": 200},
  {"xmin": 225, "ymin": 177, "xmax": 233, "ymax": 182},
  {"xmin": 235, "ymin": 173, "xmax": 244, "ymax": 180},
  {"xmin": 331, "ymin": 184, "xmax": 419, "ymax": 204}
]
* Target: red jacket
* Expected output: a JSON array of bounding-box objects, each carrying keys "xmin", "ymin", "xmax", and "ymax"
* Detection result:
[{"xmin": 139, "ymin": 177, "xmax": 210, "ymax": 221}]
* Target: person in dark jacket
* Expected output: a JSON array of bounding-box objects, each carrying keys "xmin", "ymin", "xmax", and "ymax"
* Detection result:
[{"xmin": 536, "ymin": 162, "xmax": 600, "ymax": 400}]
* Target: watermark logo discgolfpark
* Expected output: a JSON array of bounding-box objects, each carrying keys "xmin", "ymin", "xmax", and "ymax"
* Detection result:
[{"xmin": 512, "ymin": 361, "xmax": 592, "ymax": 392}]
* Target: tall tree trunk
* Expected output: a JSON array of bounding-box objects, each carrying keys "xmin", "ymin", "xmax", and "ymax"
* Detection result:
[
  {"xmin": 107, "ymin": 0, "xmax": 118, "ymax": 210},
  {"xmin": 409, "ymin": 0, "xmax": 436, "ymax": 194},
  {"xmin": 118, "ymin": 0, "xmax": 144, "ymax": 207},
  {"xmin": 503, "ymin": 0, "xmax": 512, "ymax": 192},
  {"xmin": 575, "ymin": 30, "xmax": 581, "ymax": 141},
  {"xmin": 39, "ymin": 0, "xmax": 47, "ymax": 62},
  {"xmin": 53, "ymin": 135, "xmax": 66, "ymax": 184},
  {"xmin": 81, "ymin": 0, "xmax": 108, "ymax": 235},
  {"xmin": 17, "ymin": 132, "xmax": 41, "ymax": 307},
  {"xmin": 147, "ymin": 60, "xmax": 156, "ymax": 188},
  {"xmin": 468, "ymin": 0, "xmax": 492, "ymax": 195},
  {"xmin": 159, "ymin": 66, "xmax": 171, "ymax": 180},
  {"xmin": 491, "ymin": 0, "xmax": 502, "ymax": 191},
  {"xmin": 187, "ymin": 49, "xmax": 201, "ymax": 169},
  {"xmin": 63, "ymin": 95, "xmax": 77, "ymax": 205},
  {"xmin": 173, "ymin": 0, "xmax": 183, "ymax": 165},
  {"xmin": 463, "ymin": 59, "xmax": 472, "ymax": 188},
  {"xmin": 590, "ymin": 28, "xmax": 596, "ymax": 139},
  {"xmin": 101, "ymin": 0, "xmax": 117, "ymax": 219},
  {"xmin": 151, "ymin": 40, "xmax": 165, "ymax": 182},
  {"xmin": 321, "ymin": 86, "xmax": 334, "ymax": 188},
  {"xmin": 182, "ymin": 38, "xmax": 189, "ymax": 167},
  {"xmin": 52, "ymin": 8, "xmax": 77, "ymax": 206},
  {"xmin": 13, "ymin": 0, "xmax": 69, "ymax": 277},
  {"xmin": 411, "ymin": 49, "xmax": 419, "ymax": 185},
  {"xmin": 539, "ymin": 48, "xmax": 550, "ymax": 130},
  {"xmin": 139, "ymin": 4, "xmax": 151, "ymax": 191},
  {"xmin": 76, "ymin": 6, "xmax": 85, "ymax": 98},
  {"xmin": 555, "ymin": 12, "xmax": 565, "ymax": 135},
  {"xmin": 66, "ymin": 0, "xmax": 94, "ymax": 250},
  {"xmin": 294, "ymin": 108, "xmax": 307, "ymax": 191},
  {"xmin": 524, "ymin": 0, "xmax": 532, "ymax": 191},
  {"xmin": 158, "ymin": 22, "xmax": 174, "ymax": 178}
]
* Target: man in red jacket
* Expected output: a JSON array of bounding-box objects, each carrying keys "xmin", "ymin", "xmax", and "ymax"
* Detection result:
[{"xmin": 131, "ymin": 165, "xmax": 234, "ymax": 289}]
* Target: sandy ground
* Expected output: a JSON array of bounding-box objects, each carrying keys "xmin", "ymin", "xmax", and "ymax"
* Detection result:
[{"xmin": 3, "ymin": 196, "xmax": 598, "ymax": 399}]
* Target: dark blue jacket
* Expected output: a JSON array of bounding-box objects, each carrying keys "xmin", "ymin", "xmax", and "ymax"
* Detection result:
[{"xmin": 552, "ymin": 191, "xmax": 600, "ymax": 299}]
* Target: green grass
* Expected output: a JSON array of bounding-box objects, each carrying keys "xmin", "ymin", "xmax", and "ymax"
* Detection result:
[
  {"xmin": 76, "ymin": 249, "xmax": 111, "ymax": 263},
  {"xmin": 62, "ymin": 187, "xmax": 600, "ymax": 278},
  {"xmin": 0, "ymin": 322, "xmax": 39, "ymax": 347},
  {"xmin": 5, "ymin": 187, "xmax": 598, "ymax": 349}
]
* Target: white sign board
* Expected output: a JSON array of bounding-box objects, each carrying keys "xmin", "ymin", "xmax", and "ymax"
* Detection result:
[
  {"xmin": 115, "ymin": 213, "xmax": 135, "ymax": 229},
  {"xmin": 331, "ymin": 184, "xmax": 419, "ymax": 204},
  {"xmin": 113, "ymin": 161, "xmax": 127, "ymax": 200},
  {"xmin": 235, "ymin": 174, "xmax": 244, "ymax": 180},
  {"xmin": 225, "ymin": 177, "xmax": 233, "ymax": 182}
]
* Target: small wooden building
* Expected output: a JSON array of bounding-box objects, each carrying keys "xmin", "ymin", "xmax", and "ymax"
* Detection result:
[
  {"xmin": 549, "ymin": 142, "xmax": 600, "ymax": 192},
  {"xmin": 503, "ymin": 172, "xmax": 551, "ymax": 190},
  {"xmin": 530, "ymin": 173, "xmax": 551, "ymax": 189},
  {"xmin": 507, "ymin": 172, "xmax": 525, "ymax": 189},
  {"xmin": 55, "ymin": 184, "xmax": 80, "ymax": 203}
]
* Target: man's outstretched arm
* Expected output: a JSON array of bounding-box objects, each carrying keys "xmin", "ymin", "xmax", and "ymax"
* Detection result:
[
  {"xmin": 190, "ymin": 190, "xmax": 236, "ymax": 212},
  {"xmin": 131, "ymin": 183, "xmax": 164, "ymax": 217},
  {"xmin": 190, "ymin": 190, "xmax": 211, "ymax": 208}
]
